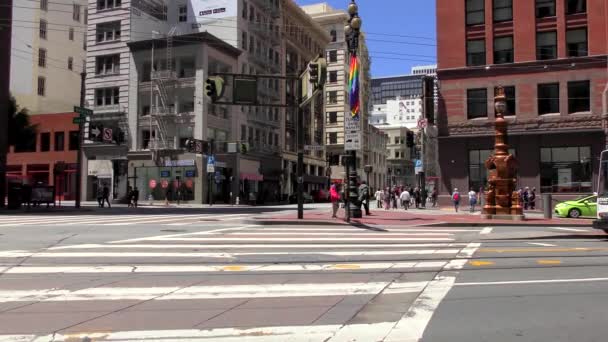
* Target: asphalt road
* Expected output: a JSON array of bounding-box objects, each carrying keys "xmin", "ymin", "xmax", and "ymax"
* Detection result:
[{"xmin": 0, "ymin": 206, "xmax": 605, "ymax": 341}]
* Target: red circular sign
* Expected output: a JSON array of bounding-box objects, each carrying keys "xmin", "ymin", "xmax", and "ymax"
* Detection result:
[
  {"xmin": 185, "ymin": 179, "xmax": 194, "ymax": 189},
  {"xmin": 161, "ymin": 180, "xmax": 169, "ymax": 189},
  {"xmin": 149, "ymin": 179, "xmax": 157, "ymax": 189}
]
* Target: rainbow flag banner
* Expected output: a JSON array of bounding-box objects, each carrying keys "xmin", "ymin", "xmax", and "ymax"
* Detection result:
[{"xmin": 348, "ymin": 55, "xmax": 360, "ymax": 120}]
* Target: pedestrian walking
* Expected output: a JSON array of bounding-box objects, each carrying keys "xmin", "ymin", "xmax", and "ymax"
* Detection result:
[
  {"xmin": 358, "ymin": 181, "xmax": 370, "ymax": 215},
  {"xmin": 375, "ymin": 189, "xmax": 383, "ymax": 208},
  {"xmin": 452, "ymin": 188, "xmax": 460, "ymax": 212},
  {"xmin": 102, "ymin": 185, "xmax": 111, "ymax": 208},
  {"xmin": 384, "ymin": 189, "xmax": 391, "ymax": 210},
  {"xmin": 468, "ymin": 189, "xmax": 477, "ymax": 213},
  {"xmin": 431, "ymin": 188, "xmax": 438, "ymax": 207},
  {"xmin": 330, "ymin": 184, "xmax": 341, "ymax": 218},
  {"xmin": 392, "ymin": 188, "xmax": 398, "ymax": 210},
  {"xmin": 523, "ymin": 187, "xmax": 530, "ymax": 210},
  {"xmin": 127, "ymin": 186, "xmax": 134, "ymax": 208},
  {"xmin": 414, "ymin": 187, "xmax": 421, "ymax": 209},
  {"xmin": 421, "ymin": 188, "xmax": 428, "ymax": 208},
  {"xmin": 529, "ymin": 187, "xmax": 537, "ymax": 210},
  {"xmin": 96, "ymin": 186, "xmax": 104, "ymax": 208},
  {"xmin": 133, "ymin": 187, "xmax": 140, "ymax": 208},
  {"xmin": 400, "ymin": 189, "xmax": 411, "ymax": 210}
]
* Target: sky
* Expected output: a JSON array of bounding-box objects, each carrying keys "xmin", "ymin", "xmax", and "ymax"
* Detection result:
[{"xmin": 296, "ymin": 0, "xmax": 437, "ymax": 77}]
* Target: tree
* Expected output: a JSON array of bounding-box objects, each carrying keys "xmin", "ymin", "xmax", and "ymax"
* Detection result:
[{"xmin": 7, "ymin": 95, "xmax": 37, "ymax": 152}]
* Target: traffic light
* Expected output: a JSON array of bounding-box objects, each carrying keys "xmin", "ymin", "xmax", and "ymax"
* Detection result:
[
  {"xmin": 406, "ymin": 131, "xmax": 415, "ymax": 148},
  {"xmin": 308, "ymin": 57, "xmax": 327, "ymax": 89},
  {"xmin": 309, "ymin": 63, "xmax": 319, "ymax": 83},
  {"xmin": 205, "ymin": 76, "xmax": 225, "ymax": 102}
]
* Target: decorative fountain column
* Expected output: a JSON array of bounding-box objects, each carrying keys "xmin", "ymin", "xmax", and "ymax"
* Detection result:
[{"xmin": 482, "ymin": 86, "xmax": 524, "ymax": 220}]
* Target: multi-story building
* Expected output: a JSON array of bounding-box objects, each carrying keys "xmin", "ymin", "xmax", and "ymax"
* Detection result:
[
  {"xmin": 383, "ymin": 126, "xmax": 415, "ymax": 187},
  {"xmin": 301, "ymin": 3, "xmax": 376, "ymax": 187},
  {"xmin": 84, "ymin": 0, "xmax": 328, "ymax": 204},
  {"xmin": 10, "ymin": 0, "xmax": 87, "ymax": 114},
  {"xmin": 371, "ymin": 74, "xmax": 424, "ymax": 106},
  {"xmin": 367, "ymin": 125, "xmax": 388, "ymax": 191},
  {"xmin": 411, "ymin": 64, "xmax": 437, "ymax": 76},
  {"xmin": 437, "ymin": 0, "xmax": 608, "ymax": 204}
]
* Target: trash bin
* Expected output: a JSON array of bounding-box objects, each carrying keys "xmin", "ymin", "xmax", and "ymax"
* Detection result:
[{"xmin": 7, "ymin": 183, "xmax": 22, "ymax": 210}]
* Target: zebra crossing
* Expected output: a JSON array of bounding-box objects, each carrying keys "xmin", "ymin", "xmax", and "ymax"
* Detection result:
[{"xmin": 0, "ymin": 221, "xmax": 483, "ymax": 341}]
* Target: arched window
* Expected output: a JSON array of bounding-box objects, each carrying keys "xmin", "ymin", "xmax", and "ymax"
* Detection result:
[{"xmin": 330, "ymin": 29, "xmax": 337, "ymax": 42}]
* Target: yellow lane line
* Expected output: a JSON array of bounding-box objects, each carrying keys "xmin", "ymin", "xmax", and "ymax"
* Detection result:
[
  {"xmin": 469, "ymin": 261, "xmax": 495, "ymax": 266},
  {"xmin": 537, "ymin": 260, "xmax": 562, "ymax": 265}
]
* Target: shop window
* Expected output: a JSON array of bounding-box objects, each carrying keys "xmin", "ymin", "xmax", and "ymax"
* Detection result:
[
  {"xmin": 568, "ymin": 80, "xmax": 590, "ymax": 113},
  {"xmin": 540, "ymin": 146, "xmax": 591, "ymax": 193},
  {"xmin": 469, "ymin": 149, "xmax": 515, "ymax": 191},
  {"xmin": 538, "ymin": 83, "xmax": 560, "ymax": 114}
]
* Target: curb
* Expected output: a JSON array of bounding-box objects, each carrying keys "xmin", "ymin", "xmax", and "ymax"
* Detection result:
[
  {"xmin": 246, "ymin": 219, "xmax": 593, "ymax": 228},
  {"xmin": 247, "ymin": 220, "xmax": 350, "ymax": 226}
]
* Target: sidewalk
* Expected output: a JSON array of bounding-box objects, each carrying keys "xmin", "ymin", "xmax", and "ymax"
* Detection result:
[{"xmin": 250, "ymin": 206, "xmax": 594, "ymax": 227}]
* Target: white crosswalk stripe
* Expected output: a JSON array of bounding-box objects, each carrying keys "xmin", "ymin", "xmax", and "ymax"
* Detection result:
[
  {"xmin": 0, "ymin": 213, "xmax": 250, "ymax": 226},
  {"xmin": 0, "ymin": 221, "xmax": 483, "ymax": 341}
]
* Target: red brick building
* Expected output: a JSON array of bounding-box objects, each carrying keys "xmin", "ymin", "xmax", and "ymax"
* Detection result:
[
  {"xmin": 437, "ymin": 0, "xmax": 608, "ymax": 204},
  {"xmin": 7, "ymin": 113, "xmax": 79, "ymax": 200}
]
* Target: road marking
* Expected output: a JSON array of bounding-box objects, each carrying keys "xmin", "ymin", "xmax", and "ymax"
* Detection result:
[
  {"xmin": 537, "ymin": 259, "xmax": 562, "ymax": 265},
  {"xmin": 552, "ymin": 227, "xmax": 589, "ymax": 232},
  {"xmin": 443, "ymin": 242, "xmax": 482, "ymax": 270},
  {"xmin": 384, "ymin": 276, "xmax": 456, "ymax": 342},
  {"xmin": 154, "ymin": 237, "xmax": 455, "ymax": 242},
  {"xmin": 480, "ymin": 227, "xmax": 493, "ymax": 234},
  {"xmin": 109, "ymin": 225, "xmax": 258, "ymax": 243},
  {"xmin": 0, "ymin": 281, "xmax": 433, "ymax": 302},
  {"xmin": 479, "ymin": 247, "xmax": 601, "ymax": 253},
  {"xmin": 527, "ymin": 242, "xmax": 557, "ymax": 247},
  {"xmin": 456, "ymin": 277, "xmax": 608, "ymax": 287},
  {"xmin": 227, "ymin": 232, "xmax": 454, "ymax": 236},
  {"xmin": 50, "ymin": 242, "xmax": 468, "ymax": 250},
  {"xmin": 469, "ymin": 260, "xmax": 495, "ymax": 267},
  {"xmin": 0, "ymin": 261, "xmax": 451, "ymax": 275},
  {"xmin": 0, "ymin": 249, "xmax": 462, "ymax": 259}
]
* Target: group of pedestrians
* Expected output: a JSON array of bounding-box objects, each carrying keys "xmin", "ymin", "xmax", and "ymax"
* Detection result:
[
  {"xmin": 373, "ymin": 186, "xmax": 438, "ymax": 211},
  {"xmin": 451, "ymin": 186, "xmax": 537, "ymax": 213},
  {"xmin": 96, "ymin": 185, "xmax": 112, "ymax": 208},
  {"xmin": 329, "ymin": 181, "xmax": 371, "ymax": 218}
]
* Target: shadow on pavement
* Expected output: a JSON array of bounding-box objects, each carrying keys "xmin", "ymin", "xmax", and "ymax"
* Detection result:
[
  {"xmin": 0, "ymin": 206, "xmax": 300, "ymax": 216},
  {"xmin": 490, "ymin": 234, "xmax": 608, "ymax": 241}
]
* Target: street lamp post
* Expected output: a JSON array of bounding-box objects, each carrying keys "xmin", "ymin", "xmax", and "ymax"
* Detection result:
[{"xmin": 345, "ymin": 0, "xmax": 363, "ymax": 218}]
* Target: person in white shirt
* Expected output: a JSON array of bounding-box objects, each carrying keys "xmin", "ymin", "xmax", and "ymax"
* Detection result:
[
  {"xmin": 374, "ymin": 189, "xmax": 384, "ymax": 208},
  {"xmin": 400, "ymin": 190, "xmax": 411, "ymax": 210},
  {"xmin": 468, "ymin": 189, "xmax": 478, "ymax": 213}
]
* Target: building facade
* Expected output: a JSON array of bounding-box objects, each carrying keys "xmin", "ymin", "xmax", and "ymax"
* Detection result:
[
  {"xmin": 7, "ymin": 113, "xmax": 79, "ymax": 200},
  {"xmin": 84, "ymin": 0, "xmax": 329, "ymax": 204},
  {"xmin": 371, "ymin": 74, "xmax": 424, "ymax": 106},
  {"xmin": 382, "ymin": 126, "xmax": 415, "ymax": 188},
  {"xmin": 437, "ymin": 0, "xmax": 608, "ymax": 204},
  {"xmin": 10, "ymin": 0, "xmax": 87, "ymax": 114},
  {"xmin": 301, "ymin": 2, "xmax": 377, "ymax": 188}
]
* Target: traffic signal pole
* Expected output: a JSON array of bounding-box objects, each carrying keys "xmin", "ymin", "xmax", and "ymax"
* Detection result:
[
  {"xmin": 75, "ymin": 72, "xmax": 86, "ymax": 209},
  {"xmin": 296, "ymin": 79, "xmax": 304, "ymax": 220}
]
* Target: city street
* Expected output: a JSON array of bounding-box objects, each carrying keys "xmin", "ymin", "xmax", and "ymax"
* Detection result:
[{"xmin": 0, "ymin": 205, "xmax": 605, "ymax": 341}]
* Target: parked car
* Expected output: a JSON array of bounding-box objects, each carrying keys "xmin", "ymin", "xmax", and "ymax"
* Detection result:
[
  {"xmin": 311, "ymin": 189, "xmax": 329, "ymax": 203},
  {"xmin": 289, "ymin": 193, "xmax": 314, "ymax": 204},
  {"xmin": 554, "ymin": 195, "xmax": 597, "ymax": 218}
]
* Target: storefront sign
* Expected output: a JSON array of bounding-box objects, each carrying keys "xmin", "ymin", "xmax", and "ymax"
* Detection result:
[
  {"xmin": 149, "ymin": 179, "xmax": 157, "ymax": 189},
  {"xmin": 160, "ymin": 170, "xmax": 170, "ymax": 178},
  {"xmin": 164, "ymin": 160, "xmax": 195, "ymax": 167},
  {"xmin": 87, "ymin": 160, "xmax": 113, "ymax": 177},
  {"xmin": 185, "ymin": 170, "xmax": 195, "ymax": 178}
]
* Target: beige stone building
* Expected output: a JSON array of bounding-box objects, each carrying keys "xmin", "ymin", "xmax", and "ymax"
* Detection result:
[{"xmin": 10, "ymin": 0, "xmax": 87, "ymax": 113}]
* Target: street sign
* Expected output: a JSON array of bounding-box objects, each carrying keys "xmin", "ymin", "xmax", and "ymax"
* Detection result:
[
  {"xmin": 415, "ymin": 159, "xmax": 424, "ymax": 174},
  {"xmin": 345, "ymin": 131, "xmax": 362, "ymax": 151},
  {"xmin": 304, "ymin": 145, "xmax": 325, "ymax": 151},
  {"xmin": 90, "ymin": 126, "xmax": 101, "ymax": 139},
  {"xmin": 72, "ymin": 117, "xmax": 83, "ymax": 124},
  {"xmin": 103, "ymin": 128, "xmax": 113, "ymax": 142},
  {"xmin": 73, "ymin": 106, "xmax": 93, "ymax": 117},
  {"xmin": 207, "ymin": 155, "xmax": 216, "ymax": 173}
]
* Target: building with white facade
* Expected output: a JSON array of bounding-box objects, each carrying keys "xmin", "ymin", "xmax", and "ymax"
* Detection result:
[
  {"xmin": 84, "ymin": 0, "xmax": 328, "ymax": 204},
  {"xmin": 10, "ymin": 0, "xmax": 87, "ymax": 114},
  {"xmin": 411, "ymin": 64, "xmax": 437, "ymax": 76}
]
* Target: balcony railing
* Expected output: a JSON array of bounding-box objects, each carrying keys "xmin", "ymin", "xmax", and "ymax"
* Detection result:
[
  {"xmin": 92, "ymin": 104, "xmax": 124, "ymax": 114},
  {"xmin": 151, "ymin": 70, "xmax": 177, "ymax": 80}
]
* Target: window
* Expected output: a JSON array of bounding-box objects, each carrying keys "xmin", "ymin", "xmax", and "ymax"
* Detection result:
[
  {"xmin": 242, "ymin": 0, "xmax": 247, "ymax": 19},
  {"xmin": 97, "ymin": 0, "xmax": 121, "ymax": 10},
  {"xmin": 241, "ymin": 31, "xmax": 247, "ymax": 49},
  {"xmin": 96, "ymin": 22, "xmax": 121, "ymax": 43},
  {"xmin": 328, "ymin": 91, "xmax": 338, "ymax": 104},
  {"xmin": 55, "ymin": 132, "xmax": 65, "ymax": 151},
  {"xmin": 38, "ymin": 48, "xmax": 46, "ymax": 68},
  {"xmin": 40, "ymin": 133, "xmax": 50, "ymax": 152},
  {"xmin": 329, "ymin": 71, "xmax": 338, "ymax": 83},
  {"xmin": 69, "ymin": 131, "xmax": 79, "ymax": 150},
  {"xmin": 493, "ymin": 0, "xmax": 512, "ymax": 22},
  {"xmin": 467, "ymin": 88, "xmax": 488, "ymax": 119},
  {"xmin": 69, "ymin": 27, "xmax": 74, "ymax": 41},
  {"xmin": 536, "ymin": 0, "xmax": 555, "ymax": 17},
  {"xmin": 493, "ymin": 36, "xmax": 513, "ymax": 64},
  {"xmin": 566, "ymin": 0, "xmax": 586, "ymax": 14},
  {"xmin": 73, "ymin": 3, "xmax": 81, "ymax": 21},
  {"xmin": 541, "ymin": 146, "xmax": 591, "ymax": 193},
  {"xmin": 37, "ymin": 76, "xmax": 45, "ymax": 96},
  {"xmin": 568, "ymin": 80, "xmax": 590, "ymax": 113},
  {"xmin": 95, "ymin": 87, "xmax": 120, "ymax": 107},
  {"xmin": 68, "ymin": 57, "xmax": 73, "ymax": 70},
  {"xmin": 466, "ymin": 0, "xmax": 485, "ymax": 26},
  {"xmin": 496, "ymin": 86, "xmax": 516, "ymax": 115},
  {"xmin": 467, "ymin": 39, "xmax": 486, "ymax": 66},
  {"xmin": 95, "ymin": 54, "xmax": 120, "ymax": 75},
  {"xmin": 40, "ymin": 0, "xmax": 48, "ymax": 11},
  {"xmin": 537, "ymin": 31, "xmax": 557, "ymax": 60},
  {"xmin": 241, "ymin": 125, "xmax": 246, "ymax": 140},
  {"xmin": 178, "ymin": 5, "xmax": 187, "ymax": 22},
  {"xmin": 329, "ymin": 132, "xmax": 337, "ymax": 144},
  {"xmin": 469, "ymin": 149, "xmax": 516, "ymax": 191},
  {"xmin": 39, "ymin": 19, "xmax": 47, "ymax": 39},
  {"xmin": 538, "ymin": 83, "xmax": 560, "ymax": 114},
  {"xmin": 328, "ymin": 50, "xmax": 337, "ymax": 63},
  {"xmin": 330, "ymin": 29, "xmax": 337, "ymax": 42},
  {"xmin": 328, "ymin": 112, "xmax": 337, "ymax": 124},
  {"xmin": 566, "ymin": 28, "xmax": 587, "ymax": 57}
]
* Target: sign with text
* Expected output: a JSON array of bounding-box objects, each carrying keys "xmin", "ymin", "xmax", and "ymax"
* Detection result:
[
  {"xmin": 189, "ymin": 0, "xmax": 236, "ymax": 22},
  {"xmin": 345, "ymin": 131, "xmax": 362, "ymax": 151},
  {"xmin": 344, "ymin": 116, "xmax": 361, "ymax": 132}
]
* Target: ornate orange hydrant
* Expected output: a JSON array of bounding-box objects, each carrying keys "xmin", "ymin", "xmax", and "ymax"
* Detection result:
[{"xmin": 482, "ymin": 87, "xmax": 523, "ymax": 218}]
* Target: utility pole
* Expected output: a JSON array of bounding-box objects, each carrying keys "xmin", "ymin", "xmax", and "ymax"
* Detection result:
[
  {"xmin": 345, "ymin": 0, "xmax": 363, "ymax": 219},
  {"xmin": 75, "ymin": 72, "xmax": 86, "ymax": 209},
  {"xmin": 0, "ymin": 0, "xmax": 13, "ymax": 208},
  {"xmin": 297, "ymin": 78, "xmax": 304, "ymax": 219}
]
